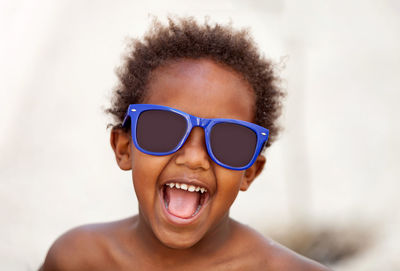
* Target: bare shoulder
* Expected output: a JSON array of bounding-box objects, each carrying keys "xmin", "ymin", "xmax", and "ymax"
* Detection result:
[
  {"xmin": 230, "ymin": 220, "xmax": 332, "ymax": 271},
  {"xmin": 40, "ymin": 217, "xmax": 135, "ymax": 271}
]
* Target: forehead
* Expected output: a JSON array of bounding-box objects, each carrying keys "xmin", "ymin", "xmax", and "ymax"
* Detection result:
[{"xmin": 144, "ymin": 58, "xmax": 255, "ymax": 122}]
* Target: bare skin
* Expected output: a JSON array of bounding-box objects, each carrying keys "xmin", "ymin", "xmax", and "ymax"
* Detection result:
[
  {"xmin": 40, "ymin": 216, "xmax": 329, "ymax": 271},
  {"xmin": 40, "ymin": 59, "xmax": 330, "ymax": 271}
]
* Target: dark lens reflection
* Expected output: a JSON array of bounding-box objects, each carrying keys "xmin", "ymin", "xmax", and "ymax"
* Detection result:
[
  {"xmin": 136, "ymin": 110, "xmax": 187, "ymax": 153},
  {"xmin": 210, "ymin": 122, "xmax": 257, "ymax": 168}
]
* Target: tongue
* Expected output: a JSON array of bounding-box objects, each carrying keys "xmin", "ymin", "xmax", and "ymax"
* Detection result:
[{"xmin": 166, "ymin": 187, "xmax": 200, "ymax": 218}]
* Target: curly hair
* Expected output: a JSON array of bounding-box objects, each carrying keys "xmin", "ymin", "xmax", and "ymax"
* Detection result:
[{"xmin": 106, "ymin": 17, "xmax": 284, "ymax": 148}]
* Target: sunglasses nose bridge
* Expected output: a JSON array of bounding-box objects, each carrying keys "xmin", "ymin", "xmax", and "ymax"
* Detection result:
[{"xmin": 189, "ymin": 115, "xmax": 210, "ymax": 130}]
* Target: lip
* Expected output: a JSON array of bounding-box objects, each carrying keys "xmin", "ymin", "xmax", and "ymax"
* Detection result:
[{"xmin": 158, "ymin": 178, "xmax": 212, "ymax": 226}]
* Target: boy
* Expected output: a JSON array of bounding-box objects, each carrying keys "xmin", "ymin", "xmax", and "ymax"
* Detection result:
[{"xmin": 40, "ymin": 17, "xmax": 329, "ymax": 270}]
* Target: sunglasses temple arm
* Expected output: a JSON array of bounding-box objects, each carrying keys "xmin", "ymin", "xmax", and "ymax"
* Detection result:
[
  {"xmin": 259, "ymin": 138, "xmax": 268, "ymax": 153},
  {"xmin": 121, "ymin": 111, "xmax": 130, "ymax": 128}
]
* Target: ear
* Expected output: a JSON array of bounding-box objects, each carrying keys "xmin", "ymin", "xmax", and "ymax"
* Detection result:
[
  {"xmin": 110, "ymin": 128, "xmax": 132, "ymax": 170},
  {"xmin": 240, "ymin": 155, "xmax": 266, "ymax": 191}
]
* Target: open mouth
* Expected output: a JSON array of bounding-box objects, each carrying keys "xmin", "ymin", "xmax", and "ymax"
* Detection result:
[{"xmin": 161, "ymin": 182, "xmax": 209, "ymax": 220}]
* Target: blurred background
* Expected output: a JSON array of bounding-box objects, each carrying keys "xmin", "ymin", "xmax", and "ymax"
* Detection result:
[{"xmin": 1, "ymin": 0, "xmax": 399, "ymax": 270}]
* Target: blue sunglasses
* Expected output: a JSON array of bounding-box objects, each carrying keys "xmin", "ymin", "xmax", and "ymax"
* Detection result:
[{"xmin": 122, "ymin": 104, "xmax": 269, "ymax": 170}]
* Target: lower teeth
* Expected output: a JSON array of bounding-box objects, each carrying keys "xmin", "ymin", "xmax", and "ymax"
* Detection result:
[{"xmin": 191, "ymin": 204, "xmax": 202, "ymax": 217}]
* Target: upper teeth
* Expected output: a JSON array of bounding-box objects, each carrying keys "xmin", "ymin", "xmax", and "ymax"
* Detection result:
[{"xmin": 166, "ymin": 182, "xmax": 207, "ymax": 193}]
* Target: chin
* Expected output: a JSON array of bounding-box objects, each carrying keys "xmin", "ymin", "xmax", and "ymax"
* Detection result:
[{"xmin": 157, "ymin": 231, "xmax": 202, "ymax": 250}]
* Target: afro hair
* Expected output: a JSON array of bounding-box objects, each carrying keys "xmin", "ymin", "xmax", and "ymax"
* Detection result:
[{"xmin": 106, "ymin": 17, "xmax": 284, "ymax": 148}]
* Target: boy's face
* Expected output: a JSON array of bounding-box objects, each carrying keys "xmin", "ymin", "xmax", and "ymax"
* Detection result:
[{"xmin": 111, "ymin": 58, "xmax": 265, "ymax": 249}]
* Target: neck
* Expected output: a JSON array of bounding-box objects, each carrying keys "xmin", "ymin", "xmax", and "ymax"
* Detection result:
[{"xmin": 133, "ymin": 210, "xmax": 233, "ymax": 262}]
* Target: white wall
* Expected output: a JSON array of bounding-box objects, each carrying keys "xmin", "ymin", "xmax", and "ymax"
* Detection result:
[{"xmin": 1, "ymin": 0, "xmax": 399, "ymax": 270}]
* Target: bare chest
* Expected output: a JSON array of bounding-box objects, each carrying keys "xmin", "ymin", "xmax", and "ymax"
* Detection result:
[{"xmin": 112, "ymin": 248, "xmax": 263, "ymax": 271}]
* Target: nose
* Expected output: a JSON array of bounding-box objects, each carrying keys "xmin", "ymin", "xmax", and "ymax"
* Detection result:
[{"xmin": 174, "ymin": 127, "xmax": 211, "ymax": 170}]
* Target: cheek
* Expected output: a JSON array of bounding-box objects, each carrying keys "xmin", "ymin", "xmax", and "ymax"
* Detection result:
[
  {"xmin": 214, "ymin": 169, "xmax": 245, "ymax": 208},
  {"xmin": 219, "ymin": 168, "xmax": 245, "ymax": 189},
  {"xmin": 131, "ymin": 151, "xmax": 161, "ymax": 176},
  {"xmin": 130, "ymin": 150, "xmax": 169, "ymax": 203}
]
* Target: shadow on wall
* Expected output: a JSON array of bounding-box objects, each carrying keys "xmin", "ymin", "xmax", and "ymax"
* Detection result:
[{"xmin": 268, "ymin": 222, "xmax": 375, "ymax": 268}]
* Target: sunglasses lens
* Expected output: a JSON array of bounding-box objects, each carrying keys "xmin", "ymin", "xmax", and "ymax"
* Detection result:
[
  {"xmin": 136, "ymin": 110, "xmax": 187, "ymax": 153},
  {"xmin": 210, "ymin": 123, "xmax": 257, "ymax": 168}
]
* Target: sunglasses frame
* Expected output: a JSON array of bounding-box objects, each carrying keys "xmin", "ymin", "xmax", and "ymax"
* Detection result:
[{"xmin": 122, "ymin": 104, "xmax": 269, "ymax": 170}]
